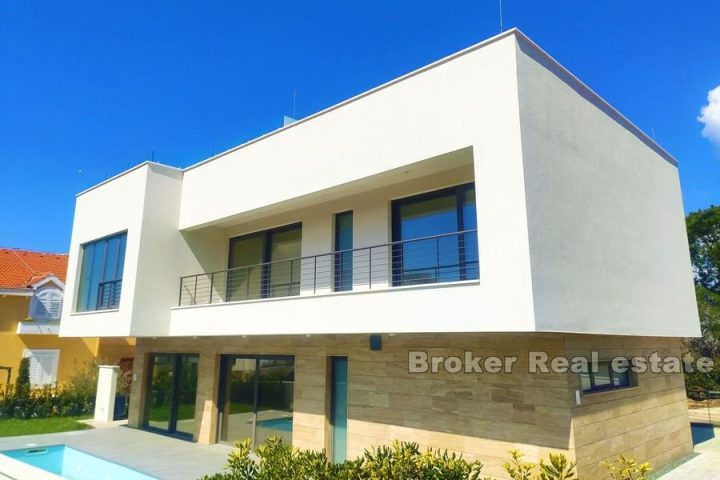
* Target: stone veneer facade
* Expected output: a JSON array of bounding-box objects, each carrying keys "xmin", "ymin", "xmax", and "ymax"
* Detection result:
[{"xmin": 127, "ymin": 333, "xmax": 691, "ymax": 479}]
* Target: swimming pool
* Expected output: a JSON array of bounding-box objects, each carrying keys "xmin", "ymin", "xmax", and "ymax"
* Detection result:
[{"xmin": 0, "ymin": 444, "xmax": 156, "ymax": 480}]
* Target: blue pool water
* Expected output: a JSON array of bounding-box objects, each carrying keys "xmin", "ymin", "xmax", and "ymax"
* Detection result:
[
  {"xmin": 257, "ymin": 417, "xmax": 292, "ymax": 432},
  {"xmin": 1, "ymin": 444, "xmax": 156, "ymax": 480}
]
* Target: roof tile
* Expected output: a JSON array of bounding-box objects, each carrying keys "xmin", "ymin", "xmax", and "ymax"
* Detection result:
[{"xmin": 0, "ymin": 248, "xmax": 68, "ymax": 289}]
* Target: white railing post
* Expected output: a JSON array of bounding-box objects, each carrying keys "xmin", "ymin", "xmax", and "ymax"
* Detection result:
[{"xmin": 94, "ymin": 365, "xmax": 119, "ymax": 423}]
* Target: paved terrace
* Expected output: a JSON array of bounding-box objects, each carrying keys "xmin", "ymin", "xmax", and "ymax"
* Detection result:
[{"xmin": 0, "ymin": 425, "xmax": 232, "ymax": 480}]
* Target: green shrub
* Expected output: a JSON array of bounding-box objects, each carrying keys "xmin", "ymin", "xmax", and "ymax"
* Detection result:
[
  {"xmin": 0, "ymin": 383, "xmax": 94, "ymax": 420},
  {"xmin": 200, "ymin": 437, "xmax": 483, "ymax": 480},
  {"xmin": 16, "ymin": 357, "xmax": 31, "ymax": 395},
  {"xmin": 200, "ymin": 439, "xmax": 657, "ymax": 480},
  {"xmin": 603, "ymin": 455, "xmax": 652, "ymax": 480}
]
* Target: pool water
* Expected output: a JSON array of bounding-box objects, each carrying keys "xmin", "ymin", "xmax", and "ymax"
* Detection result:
[
  {"xmin": 1, "ymin": 444, "xmax": 156, "ymax": 480},
  {"xmin": 257, "ymin": 417, "xmax": 292, "ymax": 432}
]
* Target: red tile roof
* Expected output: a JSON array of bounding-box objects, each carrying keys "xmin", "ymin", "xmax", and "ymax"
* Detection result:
[{"xmin": 0, "ymin": 248, "xmax": 68, "ymax": 289}]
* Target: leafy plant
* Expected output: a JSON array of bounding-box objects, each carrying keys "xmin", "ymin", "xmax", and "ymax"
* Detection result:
[
  {"xmin": 16, "ymin": 357, "xmax": 31, "ymax": 395},
  {"xmin": 200, "ymin": 437, "xmax": 483, "ymax": 480},
  {"xmin": 603, "ymin": 455, "xmax": 652, "ymax": 480},
  {"xmin": 502, "ymin": 450, "xmax": 537, "ymax": 480},
  {"xmin": 538, "ymin": 453, "xmax": 576, "ymax": 480}
]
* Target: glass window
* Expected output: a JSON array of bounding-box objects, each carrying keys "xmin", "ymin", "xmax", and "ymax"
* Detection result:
[
  {"xmin": 76, "ymin": 232, "xmax": 127, "ymax": 312},
  {"xmin": 581, "ymin": 360, "xmax": 632, "ymax": 394},
  {"xmin": 228, "ymin": 224, "xmax": 301, "ymax": 301},
  {"xmin": 334, "ymin": 212, "xmax": 353, "ymax": 292},
  {"xmin": 391, "ymin": 183, "xmax": 477, "ymax": 286},
  {"xmin": 144, "ymin": 353, "xmax": 199, "ymax": 439},
  {"xmin": 219, "ymin": 355, "xmax": 295, "ymax": 448},
  {"xmin": 330, "ymin": 356, "xmax": 349, "ymax": 463}
]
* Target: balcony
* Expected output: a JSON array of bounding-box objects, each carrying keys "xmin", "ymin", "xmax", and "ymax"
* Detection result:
[
  {"xmin": 178, "ymin": 230, "xmax": 479, "ymax": 307},
  {"xmin": 97, "ymin": 279, "xmax": 122, "ymax": 310}
]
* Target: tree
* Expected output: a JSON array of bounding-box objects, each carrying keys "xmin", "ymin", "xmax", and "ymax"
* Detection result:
[
  {"xmin": 685, "ymin": 206, "xmax": 720, "ymax": 390},
  {"xmin": 16, "ymin": 357, "xmax": 31, "ymax": 394},
  {"xmin": 687, "ymin": 205, "xmax": 720, "ymax": 293}
]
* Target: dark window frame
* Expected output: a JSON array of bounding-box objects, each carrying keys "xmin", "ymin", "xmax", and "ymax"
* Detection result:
[
  {"xmin": 76, "ymin": 230, "xmax": 127, "ymax": 312},
  {"xmin": 334, "ymin": 211, "xmax": 353, "ymax": 292},
  {"xmin": 143, "ymin": 352, "xmax": 200, "ymax": 441},
  {"xmin": 580, "ymin": 360, "xmax": 634, "ymax": 394},
  {"xmin": 216, "ymin": 354, "xmax": 295, "ymax": 448},
  {"xmin": 390, "ymin": 182, "xmax": 477, "ymax": 286},
  {"xmin": 228, "ymin": 222, "xmax": 302, "ymax": 299}
]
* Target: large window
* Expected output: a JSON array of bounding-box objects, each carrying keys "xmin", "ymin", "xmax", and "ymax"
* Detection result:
[
  {"xmin": 391, "ymin": 183, "xmax": 478, "ymax": 286},
  {"xmin": 218, "ymin": 355, "xmax": 295, "ymax": 448},
  {"xmin": 76, "ymin": 232, "xmax": 127, "ymax": 312},
  {"xmin": 227, "ymin": 224, "xmax": 302, "ymax": 301},
  {"xmin": 144, "ymin": 353, "xmax": 199, "ymax": 439}
]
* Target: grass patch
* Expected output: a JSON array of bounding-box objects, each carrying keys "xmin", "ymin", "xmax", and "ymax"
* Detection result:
[{"xmin": 0, "ymin": 416, "xmax": 93, "ymax": 437}]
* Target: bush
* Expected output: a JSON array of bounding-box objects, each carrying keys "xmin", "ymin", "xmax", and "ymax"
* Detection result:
[
  {"xmin": 201, "ymin": 440, "xmax": 654, "ymax": 480},
  {"xmin": 0, "ymin": 374, "xmax": 95, "ymax": 420},
  {"xmin": 200, "ymin": 438, "xmax": 483, "ymax": 480},
  {"xmin": 16, "ymin": 357, "xmax": 31, "ymax": 395},
  {"xmin": 500, "ymin": 450, "xmax": 577, "ymax": 480},
  {"xmin": 603, "ymin": 455, "xmax": 652, "ymax": 480},
  {"xmin": 0, "ymin": 384, "xmax": 95, "ymax": 420}
]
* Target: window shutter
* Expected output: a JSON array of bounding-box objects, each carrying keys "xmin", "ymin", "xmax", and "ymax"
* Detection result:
[
  {"xmin": 48, "ymin": 291, "xmax": 63, "ymax": 320},
  {"xmin": 25, "ymin": 350, "xmax": 59, "ymax": 386},
  {"xmin": 30, "ymin": 289, "xmax": 63, "ymax": 321}
]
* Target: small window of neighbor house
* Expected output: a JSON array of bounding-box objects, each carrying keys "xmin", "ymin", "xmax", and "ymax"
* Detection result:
[
  {"xmin": 76, "ymin": 231, "xmax": 127, "ymax": 312},
  {"xmin": 23, "ymin": 349, "xmax": 60, "ymax": 387},
  {"xmin": 580, "ymin": 360, "xmax": 633, "ymax": 394},
  {"xmin": 30, "ymin": 288, "xmax": 63, "ymax": 321}
]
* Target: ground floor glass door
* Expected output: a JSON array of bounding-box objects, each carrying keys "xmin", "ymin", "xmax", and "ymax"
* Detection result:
[
  {"xmin": 144, "ymin": 353, "xmax": 199, "ymax": 439},
  {"xmin": 218, "ymin": 355, "xmax": 294, "ymax": 447}
]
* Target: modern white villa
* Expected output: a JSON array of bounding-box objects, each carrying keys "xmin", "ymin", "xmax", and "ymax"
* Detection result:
[{"xmin": 59, "ymin": 29, "xmax": 700, "ymax": 479}]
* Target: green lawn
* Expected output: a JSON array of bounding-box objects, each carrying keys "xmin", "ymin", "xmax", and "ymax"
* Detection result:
[{"xmin": 0, "ymin": 416, "xmax": 93, "ymax": 437}]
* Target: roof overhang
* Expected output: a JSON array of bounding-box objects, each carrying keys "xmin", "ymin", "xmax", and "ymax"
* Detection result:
[{"xmin": 0, "ymin": 288, "xmax": 33, "ymax": 297}]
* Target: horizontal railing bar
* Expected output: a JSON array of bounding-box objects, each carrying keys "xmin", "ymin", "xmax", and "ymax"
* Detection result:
[
  {"xmin": 178, "ymin": 230, "xmax": 479, "ymax": 306},
  {"xmin": 179, "ymin": 229, "xmax": 477, "ymax": 281}
]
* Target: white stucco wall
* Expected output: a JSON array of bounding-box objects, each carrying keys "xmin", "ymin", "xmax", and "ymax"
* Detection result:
[
  {"xmin": 60, "ymin": 164, "xmax": 151, "ymax": 337},
  {"xmin": 59, "ymin": 29, "xmax": 699, "ymax": 339},
  {"xmin": 514, "ymin": 36, "xmax": 700, "ymax": 337}
]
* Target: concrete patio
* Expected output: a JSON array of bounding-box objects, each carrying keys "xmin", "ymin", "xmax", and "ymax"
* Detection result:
[
  {"xmin": 657, "ymin": 424, "xmax": 720, "ymax": 479},
  {"xmin": 0, "ymin": 425, "xmax": 232, "ymax": 480}
]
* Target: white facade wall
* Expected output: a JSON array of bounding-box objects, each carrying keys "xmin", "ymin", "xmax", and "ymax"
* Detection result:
[
  {"xmin": 514, "ymin": 38, "xmax": 700, "ymax": 337},
  {"xmin": 59, "ymin": 30, "xmax": 699, "ymax": 340}
]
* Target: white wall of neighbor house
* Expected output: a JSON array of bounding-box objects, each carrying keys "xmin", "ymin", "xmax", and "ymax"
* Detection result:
[{"xmin": 514, "ymin": 36, "xmax": 700, "ymax": 338}]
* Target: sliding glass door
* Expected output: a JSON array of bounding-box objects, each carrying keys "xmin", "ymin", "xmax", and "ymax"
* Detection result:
[
  {"xmin": 218, "ymin": 355, "xmax": 294, "ymax": 447},
  {"xmin": 228, "ymin": 224, "xmax": 302, "ymax": 301},
  {"xmin": 391, "ymin": 183, "xmax": 478, "ymax": 286},
  {"xmin": 144, "ymin": 353, "xmax": 199, "ymax": 439}
]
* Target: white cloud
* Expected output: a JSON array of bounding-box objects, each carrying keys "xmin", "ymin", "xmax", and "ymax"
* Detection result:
[{"xmin": 699, "ymin": 85, "xmax": 720, "ymax": 148}]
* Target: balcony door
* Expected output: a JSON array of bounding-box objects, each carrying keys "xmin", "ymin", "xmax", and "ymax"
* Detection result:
[
  {"xmin": 144, "ymin": 353, "xmax": 199, "ymax": 439},
  {"xmin": 227, "ymin": 224, "xmax": 302, "ymax": 301},
  {"xmin": 391, "ymin": 183, "xmax": 478, "ymax": 286}
]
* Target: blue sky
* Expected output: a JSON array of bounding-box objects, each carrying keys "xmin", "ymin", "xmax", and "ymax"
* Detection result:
[{"xmin": 1, "ymin": 0, "xmax": 719, "ymax": 253}]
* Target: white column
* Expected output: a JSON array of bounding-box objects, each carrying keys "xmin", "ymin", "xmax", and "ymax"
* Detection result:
[{"xmin": 94, "ymin": 365, "xmax": 119, "ymax": 423}]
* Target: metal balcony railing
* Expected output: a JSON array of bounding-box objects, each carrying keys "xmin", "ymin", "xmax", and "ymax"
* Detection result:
[
  {"xmin": 97, "ymin": 279, "xmax": 122, "ymax": 310},
  {"xmin": 178, "ymin": 229, "xmax": 478, "ymax": 307}
]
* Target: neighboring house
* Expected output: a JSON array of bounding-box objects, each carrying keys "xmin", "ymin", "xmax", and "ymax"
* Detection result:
[
  {"xmin": 59, "ymin": 29, "xmax": 700, "ymax": 479},
  {"xmin": 0, "ymin": 248, "xmax": 134, "ymax": 388}
]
